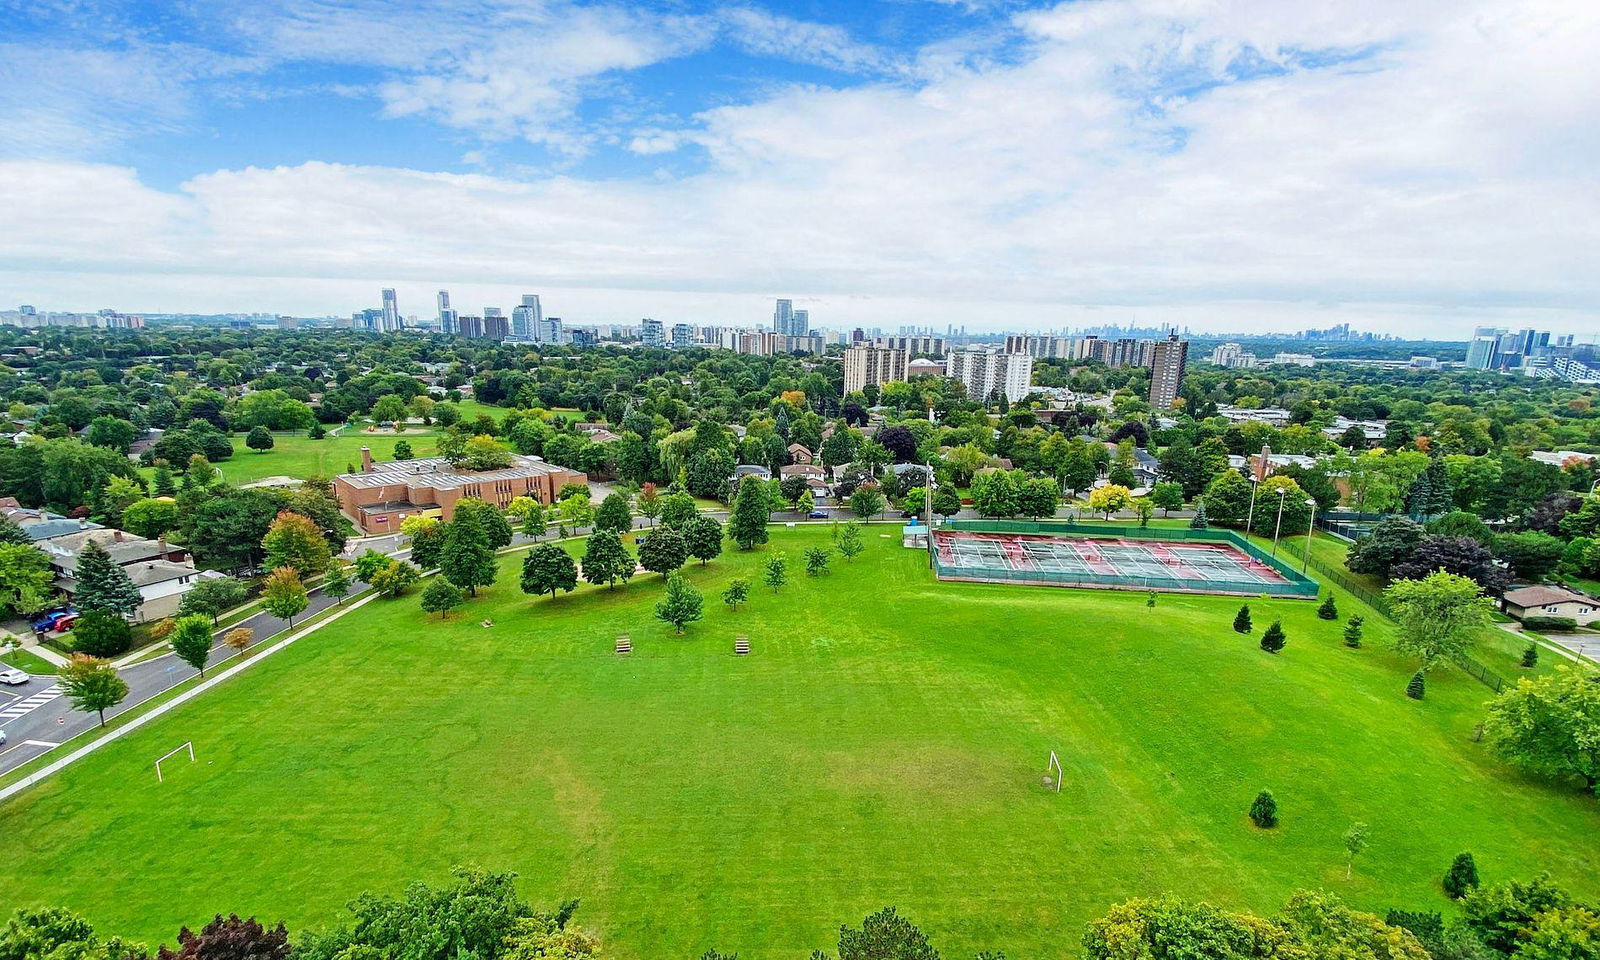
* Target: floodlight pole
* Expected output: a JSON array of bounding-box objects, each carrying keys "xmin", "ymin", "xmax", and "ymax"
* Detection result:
[
  {"xmin": 1245, "ymin": 474, "xmax": 1261, "ymax": 537},
  {"xmin": 1271, "ymin": 489, "xmax": 1288, "ymax": 558},
  {"xmin": 925, "ymin": 462, "xmax": 935, "ymax": 569},
  {"xmin": 1301, "ymin": 499, "xmax": 1316, "ymax": 573}
]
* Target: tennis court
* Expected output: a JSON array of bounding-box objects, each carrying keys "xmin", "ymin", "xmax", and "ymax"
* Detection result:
[{"xmin": 933, "ymin": 530, "xmax": 1304, "ymax": 596}]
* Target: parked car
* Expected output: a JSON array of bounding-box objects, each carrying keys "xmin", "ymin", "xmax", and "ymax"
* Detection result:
[
  {"xmin": 30, "ymin": 609, "xmax": 77, "ymax": 633},
  {"xmin": 0, "ymin": 669, "xmax": 29, "ymax": 685},
  {"xmin": 808, "ymin": 510, "xmax": 828, "ymax": 519}
]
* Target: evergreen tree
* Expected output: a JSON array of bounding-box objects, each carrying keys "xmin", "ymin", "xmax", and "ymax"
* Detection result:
[
  {"xmin": 74, "ymin": 540, "xmax": 142, "ymax": 618},
  {"xmin": 580, "ymin": 530, "xmax": 634, "ymax": 589},
  {"xmin": 152, "ymin": 462, "xmax": 177, "ymax": 497},
  {"xmin": 594, "ymin": 492, "xmax": 633, "ymax": 535},
  {"xmin": 1188, "ymin": 500, "xmax": 1209, "ymax": 530},
  {"xmin": 1249, "ymin": 790, "xmax": 1278, "ymax": 828},
  {"xmin": 838, "ymin": 521, "xmax": 864, "ymax": 560},
  {"xmin": 727, "ymin": 476, "xmax": 771, "ymax": 549},
  {"xmin": 1521, "ymin": 644, "xmax": 1539, "ymax": 668},
  {"xmin": 1260, "ymin": 620, "xmax": 1286, "ymax": 653},
  {"xmin": 1443, "ymin": 852, "xmax": 1480, "ymax": 899},
  {"xmin": 654, "ymin": 573, "xmax": 704, "ymax": 634},
  {"xmin": 1233, "ymin": 604, "xmax": 1253, "ymax": 634},
  {"xmin": 1343, "ymin": 615, "xmax": 1364, "ymax": 648},
  {"xmin": 392, "ymin": 439, "xmax": 413, "ymax": 460},
  {"xmin": 1407, "ymin": 670, "xmax": 1426, "ymax": 699},
  {"xmin": 805, "ymin": 546, "xmax": 831, "ymax": 576},
  {"xmin": 1317, "ymin": 595, "xmax": 1338, "ymax": 620}
]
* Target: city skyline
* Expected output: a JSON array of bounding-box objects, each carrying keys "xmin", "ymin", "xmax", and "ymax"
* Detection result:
[{"xmin": 3, "ymin": 1, "xmax": 1597, "ymax": 337}]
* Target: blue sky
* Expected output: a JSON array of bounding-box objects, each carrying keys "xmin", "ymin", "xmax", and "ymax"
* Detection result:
[{"xmin": 2, "ymin": 0, "xmax": 1597, "ymax": 335}]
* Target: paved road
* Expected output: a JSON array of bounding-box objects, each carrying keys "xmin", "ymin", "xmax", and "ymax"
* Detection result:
[{"xmin": 0, "ymin": 578, "xmax": 367, "ymax": 775}]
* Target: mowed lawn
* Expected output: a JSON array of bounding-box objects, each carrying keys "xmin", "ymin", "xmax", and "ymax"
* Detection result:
[
  {"xmin": 190, "ymin": 429, "xmax": 444, "ymax": 486},
  {"xmin": 1, "ymin": 528, "xmax": 1597, "ymax": 958}
]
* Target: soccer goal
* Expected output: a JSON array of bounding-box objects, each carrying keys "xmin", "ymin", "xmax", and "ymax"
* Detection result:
[
  {"xmin": 1044, "ymin": 750, "xmax": 1063, "ymax": 793},
  {"xmin": 155, "ymin": 741, "xmax": 194, "ymax": 782}
]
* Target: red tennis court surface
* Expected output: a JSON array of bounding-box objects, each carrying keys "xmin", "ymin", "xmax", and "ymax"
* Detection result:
[{"xmin": 933, "ymin": 530, "xmax": 1292, "ymax": 592}]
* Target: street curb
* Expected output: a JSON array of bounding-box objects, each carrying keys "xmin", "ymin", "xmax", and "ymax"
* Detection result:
[{"xmin": 0, "ymin": 591, "xmax": 380, "ymax": 806}]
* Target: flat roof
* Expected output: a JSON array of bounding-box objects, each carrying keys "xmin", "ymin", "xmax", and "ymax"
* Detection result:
[{"xmin": 337, "ymin": 454, "xmax": 577, "ymax": 492}]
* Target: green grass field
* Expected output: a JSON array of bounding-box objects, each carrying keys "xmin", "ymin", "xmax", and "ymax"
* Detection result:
[
  {"xmin": 182, "ymin": 428, "xmax": 444, "ymax": 486},
  {"xmin": 1, "ymin": 527, "xmax": 1596, "ymax": 958}
]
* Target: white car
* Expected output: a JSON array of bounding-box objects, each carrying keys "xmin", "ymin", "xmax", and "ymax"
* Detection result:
[{"xmin": 0, "ymin": 669, "xmax": 29, "ymax": 685}]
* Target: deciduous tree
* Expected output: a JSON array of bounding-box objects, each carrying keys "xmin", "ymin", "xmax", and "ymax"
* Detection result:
[
  {"xmin": 261, "ymin": 566, "xmax": 309, "ymax": 627},
  {"xmin": 170, "ymin": 613, "xmax": 214, "ymax": 677},
  {"xmin": 655, "ymin": 573, "xmax": 703, "ymax": 634},
  {"xmin": 580, "ymin": 531, "xmax": 634, "ymax": 589},
  {"xmin": 60, "ymin": 654, "xmax": 128, "ymax": 727},
  {"xmin": 520, "ymin": 545, "xmax": 577, "ymax": 600},
  {"xmin": 421, "ymin": 578, "xmax": 464, "ymax": 619},
  {"xmin": 1486, "ymin": 666, "xmax": 1600, "ymax": 796}
]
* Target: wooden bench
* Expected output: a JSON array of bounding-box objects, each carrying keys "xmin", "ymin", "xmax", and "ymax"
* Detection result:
[
  {"xmin": 615, "ymin": 635, "xmax": 632, "ymax": 655},
  {"xmin": 734, "ymin": 636, "xmax": 750, "ymax": 656}
]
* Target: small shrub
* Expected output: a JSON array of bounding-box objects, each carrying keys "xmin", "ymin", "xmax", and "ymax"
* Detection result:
[
  {"xmin": 1406, "ymin": 670, "xmax": 1426, "ymax": 700},
  {"xmin": 1249, "ymin": 790, "xmax": 1278, "ymax": 828},
  {"xmin": 1521, "ymin": 615, "xmax": 1577, "ymax": 632},
  {"xmin": 1316, "ymin": 595, "xmax": 1338, "ymax": 620},
  {"xmin": 1259, "ymin": 620, "xmax": 1285, "ymax": 654},
  {"xmin": 1521, "ymin": 644, "xmax": 1539, "ymax": 668},
  {"xmin": 1233, "ymin": 604, "xmax": 1252, "ymax": 634},
  {"xmin": 1442, "ymin": 852, "xmax": 1479, "ymax": 899}
]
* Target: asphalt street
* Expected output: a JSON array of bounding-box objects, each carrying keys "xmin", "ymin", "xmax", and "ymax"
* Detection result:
[{"xmin": 0, "ymin": 577, "xmax": 368, "ymax": 775}]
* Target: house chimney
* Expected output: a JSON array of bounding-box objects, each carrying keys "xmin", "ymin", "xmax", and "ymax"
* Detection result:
[
  {"xmin": 361, "ymin": 446, "xmax": 374, "ymax": 473},
  {"xmin": 158, "ymin": 535, "xmax": 169, "ymax": 556},
  {"xmin": 1255, "ymin": 443, "xmax": 1272, "ymax": 481},
  {"xmin": 114, "ymin": 529, "xmax": 124, "ymax": 542}
]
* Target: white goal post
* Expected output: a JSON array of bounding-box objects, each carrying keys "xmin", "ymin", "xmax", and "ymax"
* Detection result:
[
  {"xmin": 1045, "ymin": 750, "xmax": 1063, "ymax": 793},
  {"xmin": 155, "ymin": 741, "xmax": 194, "ymax": 782}
]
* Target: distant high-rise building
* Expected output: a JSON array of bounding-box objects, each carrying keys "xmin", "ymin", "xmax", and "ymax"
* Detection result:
[
  {"xmin": 640, "ymin": 318, "xmax": 665, "ymax": 347},
  {"xmin": 512, "ymin": 294, "xmax": 544, "ymax": 340},
  {"xmin": 1466, "ymin": 327, "xmax": 1504, "ymax": 370},
  {"xmin": 436, "ymin": 290, "xmax": 457, "ymax": 335},
  {"xmin": 671, "ymin": 323, "xmax": 694, "ymax": 348},
  {"xmin": 843, "ymin": 344, "xmax": 909, "ymax": 396},
  {"xmin": 772, "ymin": 299, "xmax": 794, "ymax": 335},
  {"xmin": 1149, "ymin": 334, "xmax": 1189, "ymax": 409},
  {"xmin": 381, "ymin": 288, "xmax": 400, "ymax": 332},
  {"xmin": 483, "ymin": 312, "xmax": 510, "ymax": 342},
  {"xmin": 875, "ymin": 335, "xmax": 946, "ymax": 356},
  {"xmin": 456, "ymin": 315, "xmax": 485, "ymax": 339},
  {"xmin": 790, "ymin": 308, "xmax": 809, "ymax": 337},
  {"xmin": 947, "ymin": 347, "xmax": 1033, "ymax": 405}
]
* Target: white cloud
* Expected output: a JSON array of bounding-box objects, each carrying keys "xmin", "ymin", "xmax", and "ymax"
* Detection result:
[{"xmin": 3, "ymin": 0, "xmax": 1599, "ymax": 335}]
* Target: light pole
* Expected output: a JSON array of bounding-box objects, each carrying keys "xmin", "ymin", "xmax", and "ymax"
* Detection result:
[
  {"xmin": 1301, "ymin": 498, "xmax": 1317, "ymax": 573},
  {"xmin": 1245, "ymin": 474, "xmax": 1261, "ymax": 538},
  {"xmin": 1271, "ymin": 488, "xmax": 1288, "ymax": 558}
]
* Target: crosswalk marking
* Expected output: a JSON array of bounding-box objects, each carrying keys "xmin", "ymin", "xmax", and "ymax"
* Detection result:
[{"xmin": 0, "ymin": 686, "xmax": 62, "ymax": 721}]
